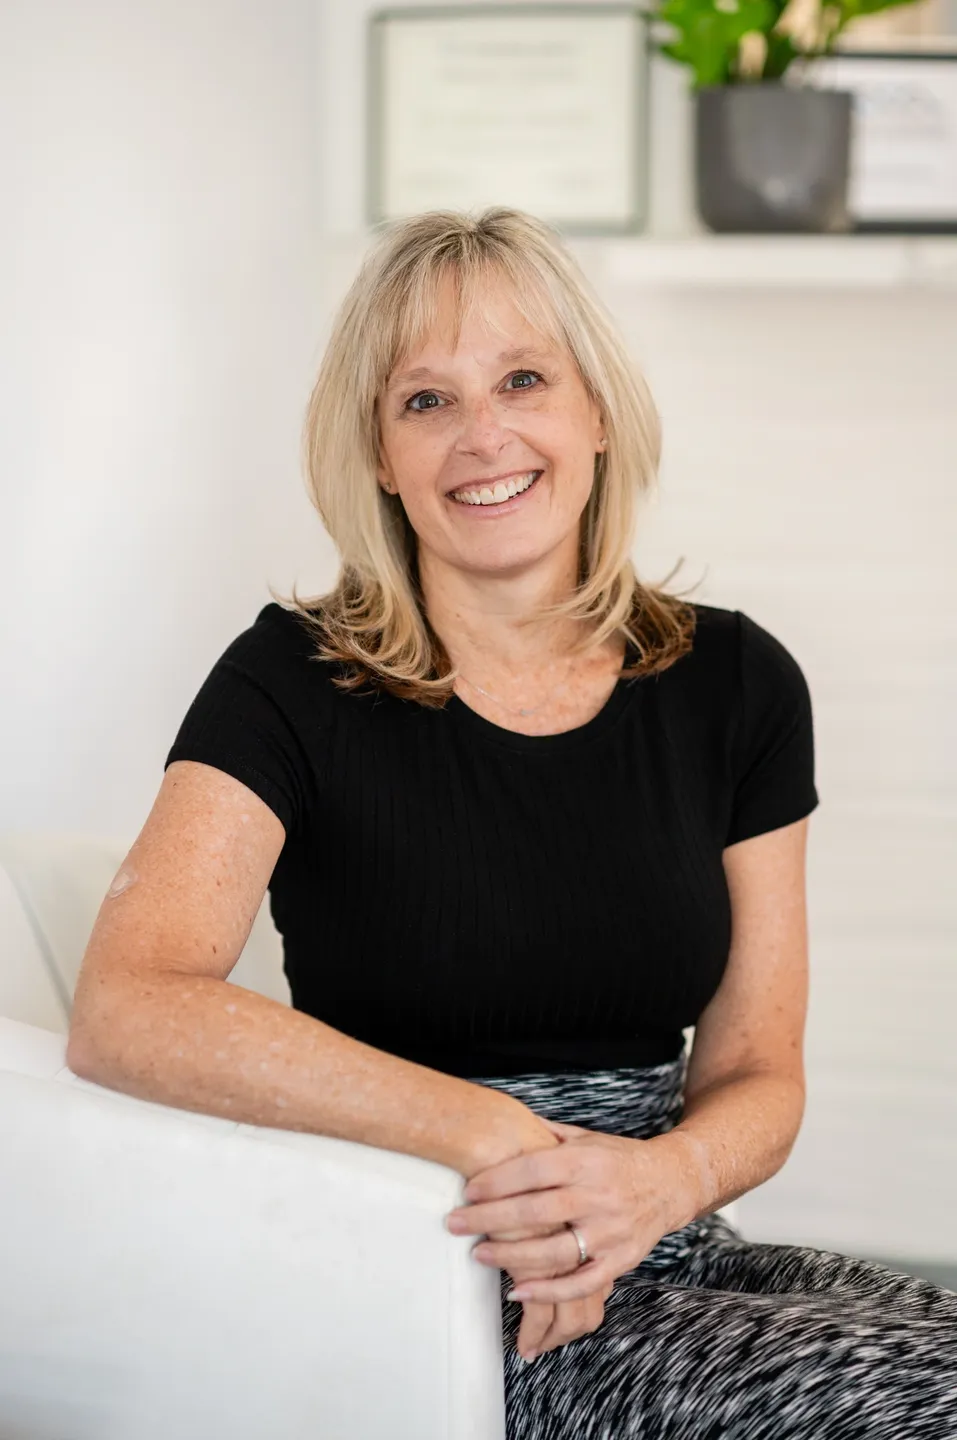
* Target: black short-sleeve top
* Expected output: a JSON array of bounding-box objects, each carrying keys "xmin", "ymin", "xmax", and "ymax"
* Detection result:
[{"xmin": 164, "ymin": 601, "xmax": 819, "ymax": 1078}]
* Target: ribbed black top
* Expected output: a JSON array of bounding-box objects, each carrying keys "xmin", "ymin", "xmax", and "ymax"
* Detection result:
[{"xmin": 165, "ymin": 601, "xmax": 818, "ymax": 1078}]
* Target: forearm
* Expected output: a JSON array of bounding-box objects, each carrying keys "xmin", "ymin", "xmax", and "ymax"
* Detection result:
[
  {"xmin": 67, "ymin": 969, "xmax": 529, "ymax": 1178},
  {"xmin": 644, "ymin": 1068, "xmax": 806, "ymax": 1228}
]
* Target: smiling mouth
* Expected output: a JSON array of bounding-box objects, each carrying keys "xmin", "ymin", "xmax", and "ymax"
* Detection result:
[{"xmin": 448, "ymin": 470, "xmax": 542, "ymax": 507}]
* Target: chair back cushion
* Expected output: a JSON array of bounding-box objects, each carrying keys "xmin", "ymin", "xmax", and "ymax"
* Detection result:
[
  {"xmin": 0, "ymin": 832, "xmax": 290, "ymax": 1021},
  {"xmin": 0, "ymin": 855, "xmax": 70, "ymax": 1030}
]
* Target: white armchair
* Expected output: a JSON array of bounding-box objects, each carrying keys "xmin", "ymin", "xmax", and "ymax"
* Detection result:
[{"xmin": 0, "ymin": 833, "xmax": 507, "ymax": 1440}]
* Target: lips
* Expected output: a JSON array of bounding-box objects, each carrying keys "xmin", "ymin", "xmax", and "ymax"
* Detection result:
[{"xmin": 448, "ymin": 470, "xmax": 542, "ymax": 507}]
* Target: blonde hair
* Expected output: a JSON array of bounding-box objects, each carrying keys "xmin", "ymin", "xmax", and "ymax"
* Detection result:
[{"xmin": 276, "ymin": 207, "xmax": 698, "ymax": 704}]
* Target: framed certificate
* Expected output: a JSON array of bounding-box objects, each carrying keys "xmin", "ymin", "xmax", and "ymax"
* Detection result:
[
  {"xmin": 806, "ymin": 50, "xmax": 957, "ymax": 232},
  {"xmin": 367, "ymin": 5, "xmax": 649, "ymax": 234}
]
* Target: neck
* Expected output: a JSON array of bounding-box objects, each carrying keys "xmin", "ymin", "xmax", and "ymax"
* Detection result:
[{"xmin": 418, "ymin": 542, "xmax": 585, "ymax": 676}]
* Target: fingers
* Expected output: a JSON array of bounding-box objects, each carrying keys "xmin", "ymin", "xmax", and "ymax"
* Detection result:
[
  {"xmin": 457, "ymin": 1186, "xmax": 573, "ymax": 1235},
  {"xmin": 477, "ymin": 1226, "xmax": 581, "ymax": 1277},
  {"xmin": 506, "ymin": 1258, "xmax": 612, "ymax": 1305},
  {"xmin": 540, "ymin": 1293, "xmax": 606, "ymax": 1351},
  {"xmin": 508, "ymin": 1255, "xmax": 614, "ymax": 1362},
  {"xmin": 463, "ymin": 1145, "xmax": 581, "ymax": 1204},
  {"xmin": 540, "ymin": 1119, "xmax": 590, "ymax": 1140},
  {"xmin": 483, "ymin": 1223, "xmax": 552, "ymax": 1243},
  {"xmin": 516, "ymin": 1300, "xmax": 555, "ymax": 1361},
  {"xmin": 518, "ymin": 1293, "xmax": 607, "ymax": 1361}
]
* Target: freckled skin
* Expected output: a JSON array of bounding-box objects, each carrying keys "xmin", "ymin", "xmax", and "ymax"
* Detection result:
[
  {"xmin": 376, "ymin": 280, "xmax": 624, "ymax": 733},
  {"xmin": 67, "ymin": 759, "xmax": 545, "ymax": 1175},
  {"xmin": 67, "ymin": 274, "xmax": 811, "ymax": 1364}
]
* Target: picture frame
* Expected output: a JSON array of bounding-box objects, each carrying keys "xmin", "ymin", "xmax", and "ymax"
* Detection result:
[
  {"xmin": 367, "ymin": 5, "xmax": 649, "ymax": 234},
  {"xmin": 805, "ymin": 49, "xmax": 957, "ymax": 232}
]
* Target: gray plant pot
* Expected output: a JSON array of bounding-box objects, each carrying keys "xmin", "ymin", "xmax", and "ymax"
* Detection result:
[{"xmin": 695, "ymin": 84, "xmax": 853, "ymax": 233}]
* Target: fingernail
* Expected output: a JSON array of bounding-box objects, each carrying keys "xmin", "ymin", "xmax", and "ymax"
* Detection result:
[
  {"xmin": 505, "ymin": 1289, "xmax": 528, "ymax": 1302},
  {"xmin": 520, "ymin": 1351, "xmax": 538, "ymax": 1364}
]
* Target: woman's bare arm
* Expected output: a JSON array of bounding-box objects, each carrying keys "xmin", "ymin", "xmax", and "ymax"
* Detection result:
[
  {"xmin": 67, "ymin": 760, "xmax": 556, "ymax": 1179},
  {"xmin": 643, "ymin": 816, "xmax": 811, "ymax": 1223}
]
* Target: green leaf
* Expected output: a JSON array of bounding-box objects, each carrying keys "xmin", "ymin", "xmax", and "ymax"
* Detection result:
[
  {"xmin": 763, "ymin": 30, "xmax": 797, "ymax": 78},
  {"xmin": 651, "ymin": 0, "xmax": 924, "ymax": 83},
  {"xmin": 839, "ymin": 0, "xmax": 924, "ymax": 17},
  {"xmin": 656, "ymin": 0, "xmax": 778, "ymax": 87}
]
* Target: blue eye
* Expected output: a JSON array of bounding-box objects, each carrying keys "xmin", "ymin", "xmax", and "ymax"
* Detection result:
[
  {"xmin": 403, "ymin": 370, "xmax": 542, "ymax": 413},
  {"xmin": 406, "ymin": 391, "xmax": 443, "ymax": 413}
]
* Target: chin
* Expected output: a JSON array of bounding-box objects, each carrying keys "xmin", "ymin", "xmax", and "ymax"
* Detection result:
[{"xmin": 458, "ymin": 539, "xmax": 560, "ymax": 578}]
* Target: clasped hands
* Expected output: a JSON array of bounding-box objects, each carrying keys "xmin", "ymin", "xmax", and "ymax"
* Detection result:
[{"xmin": 445, "ymin": 1118, "xmax": 694, "ymax": 1363}]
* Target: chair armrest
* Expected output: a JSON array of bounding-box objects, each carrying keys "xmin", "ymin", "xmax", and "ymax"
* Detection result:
[{"xmin": 0, "ymin": 1018, "xmax": 506, "ymax": 1440}]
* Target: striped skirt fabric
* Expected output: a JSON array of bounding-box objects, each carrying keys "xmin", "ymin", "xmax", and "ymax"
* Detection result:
[{"xmin": 470, "ymin": 1052, "xmax": 957, "ymax": 1440}]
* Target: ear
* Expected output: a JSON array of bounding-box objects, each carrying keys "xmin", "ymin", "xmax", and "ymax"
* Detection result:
[
  {"xmin": 589, "ymin": 397, "xmax": 607, "ymax": 454},
  {"xmin": 375, "ymin": 411, "xmax": 397, "ymax": 494}
]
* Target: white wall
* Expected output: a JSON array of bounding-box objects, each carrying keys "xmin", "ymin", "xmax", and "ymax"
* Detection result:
[
  {"xmin": 0, "ymin": 0, "xmax": 335, "ymax": 838},
  {"xmin": 317, "ymin": 0, "xmax": 957, "ymax": 1260},
  {"xmin": 3, "ymin": 0, "xmax": 956, "ymax": 1262},
  {"xmin": 624, "ymin": 284, "xmax": 957, "ymax": 1261}
]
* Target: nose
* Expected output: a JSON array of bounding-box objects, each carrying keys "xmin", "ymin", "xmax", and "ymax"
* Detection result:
[{"xmin": 455, "ymin": 397, "xmax": 511, "ymax": 461}]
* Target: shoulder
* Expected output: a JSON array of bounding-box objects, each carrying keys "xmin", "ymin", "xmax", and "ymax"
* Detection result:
[
  {"xmin": 659, "ymin": 601, "xmax": 738, "ymax": 700},
  {"xmin": 660, "ymin": 602, "xmax": 814, "ymax": 738},
  {"xmin": 217, "ymin": 601, "xmax": 320, "ymax": 666},
  {"xmin": 165, "ymin": 603, "xmax": 343, "ymax": 835},
  {"xmin": 685, "ymin": 603, "xmax": 816, "ymax": 768},
  {"xmin": 211, "ymin": 602, "xmax": 341, "ymax": 697},
  {"xmin": 182, "ymin": 601, "xmax": 351, "ymax": 742},
  {"xmin": 684, "ymin": 600, "xmax": 738, "ymax": 664},
  {"xmin": 685, "ymin": 603, "xmax": 809, "ymax": 689}
]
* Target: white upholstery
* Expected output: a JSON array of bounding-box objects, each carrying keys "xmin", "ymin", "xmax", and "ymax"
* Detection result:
[
  {"xmin": 0, "ymin": 828, "xmax": 734, "ymax": 1435},
  {"xmin": 0, "ymin": 831, "xmax": 292, "ymax": 1026},
  {"xmin": 0, "ymin": 859, "xmax": 68, "ymax": 1031},
  {"xmin": 0, "ymin": 836, "xmax": 507, "ymax": 1438}
]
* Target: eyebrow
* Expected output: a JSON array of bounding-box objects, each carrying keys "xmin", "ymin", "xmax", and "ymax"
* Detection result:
[{"xmin": 388, "ymin": 345, "xmax": 558, "ymax": 389}]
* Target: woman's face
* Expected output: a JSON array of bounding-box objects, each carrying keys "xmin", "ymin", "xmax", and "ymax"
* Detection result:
[{"xmin": 376, "ymin": 280, "xmax": 604, "ymax": 581}]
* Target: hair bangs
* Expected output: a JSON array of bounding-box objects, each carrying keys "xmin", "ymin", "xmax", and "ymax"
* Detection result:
[
  {"xmin": 381, "ymin": 244, "xmax": 566, "ymax": 399},
  {"xmin": 282, "ymin": 207, "xmax": 698, "ymax": 705}
]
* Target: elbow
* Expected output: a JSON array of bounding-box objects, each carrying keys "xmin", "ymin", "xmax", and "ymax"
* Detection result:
[
  {"xmin": 65, "ymin": 1019, "xmax": 107, "ymax": 1082},
  {"xmin": 768, "ymin": 1072, "xmax": 806, "ymax": 1174},
  {"xmin": 66, "ymin": 984, "xmax": 123, "ymax": 1085},
  {"xmin": 66, "ymin": 965, "xmax": 142, "ymax": 1084}
]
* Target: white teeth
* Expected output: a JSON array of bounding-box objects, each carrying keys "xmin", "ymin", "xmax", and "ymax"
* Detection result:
[{"xmin": 451, "ymin": 471, "xmax": 539, "ymax": 505}]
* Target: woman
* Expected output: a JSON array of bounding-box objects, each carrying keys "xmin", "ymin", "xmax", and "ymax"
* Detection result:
[{"xmin": 68, "ymin": 208, "xmax": 957, "ymax": 1438}]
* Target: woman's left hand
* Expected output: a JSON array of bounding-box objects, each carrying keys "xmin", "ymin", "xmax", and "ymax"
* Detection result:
[{"xmin": 446, "ymin": 1118, "xmax": 697, "ymax": 1304}]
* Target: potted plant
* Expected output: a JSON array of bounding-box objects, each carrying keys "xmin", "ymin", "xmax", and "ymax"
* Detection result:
[{"xmin": 653, "ymin": 0, "xmax": 925, "ymax": 232}]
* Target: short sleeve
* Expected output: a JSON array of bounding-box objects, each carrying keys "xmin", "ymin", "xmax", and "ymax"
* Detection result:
[
  {"xmin": 725, "ymin": 611, "xmax": 820, "ymax": 846},
  {"xmin": 164, "ymin": 609, "xmax": 312, "ymax": 837}
]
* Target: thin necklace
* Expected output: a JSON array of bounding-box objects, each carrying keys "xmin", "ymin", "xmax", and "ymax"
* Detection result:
[{"xmin": 455, "ymin": 662, "xmax": 573, "ymax": 719}]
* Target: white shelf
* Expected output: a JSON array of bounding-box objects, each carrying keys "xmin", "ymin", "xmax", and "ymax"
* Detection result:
[{"xmin": 600, "ymin": 235, "xmax": 957, "ymax": 289}]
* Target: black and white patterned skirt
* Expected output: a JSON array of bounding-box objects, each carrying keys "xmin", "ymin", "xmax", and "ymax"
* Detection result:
[{"xmin": 471, "ymin": 1050, "xmax": 957, "ymax": 1440}]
